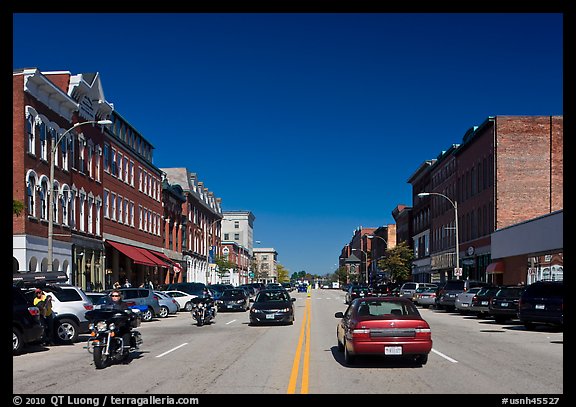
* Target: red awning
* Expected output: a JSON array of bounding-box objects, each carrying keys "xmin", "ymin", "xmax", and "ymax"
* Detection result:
[
  {"xmin": 106, "ymin": 241, "xmax": 157, "ymax": 267},
  {"xmin": 135, "ymin": 247, "xmax": 170, "ymax": 267},
  {"xmin": 149, "ymin": 250, "xmax": 176, "ymax": 266},
  {"xmin": 486, "ymin": 261, "xmax": 505, "ymax": 274}
]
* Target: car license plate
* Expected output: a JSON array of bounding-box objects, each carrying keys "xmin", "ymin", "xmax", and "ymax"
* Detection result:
[
  {"xmin": 227, "ymin": 305, "xmax": 233, "ymax": 309},
  {"xmin": 481, "ymin": 301, "xmax": 488, "ymax": 305},
  {"xmin": 385, "ymin": 346, "xmax": 402, "ymax": 355},
  {"xmin": 501, "ymin": 302, "xmax": 509, "ymax": 307},
  {"xmin": 461, "ymin": 303, "xmax": 469, "ymax": 307},
  {"xmin": 266, "ymin": 314, "xmax": 275, "ymax": 319},
  {"xmin": 535, "ymin": 304, "xmax": 545, "ymax": 310}
]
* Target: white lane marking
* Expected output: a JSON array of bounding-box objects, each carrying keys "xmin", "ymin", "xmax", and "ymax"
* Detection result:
[
  {"xmin": 432, "ymin": 348, "xmax": 458, "ymax": 363},
  {"xmin": 226, "ymin": 319, "xmax": 236, "ymax": 325},
  {"xmin": 156, "ymin": 343, "xmax": 188, "ymax": 358}
]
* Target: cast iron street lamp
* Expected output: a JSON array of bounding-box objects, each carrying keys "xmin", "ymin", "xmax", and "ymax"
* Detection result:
[
  {"xmin": 352, "ymin": 248, "xmax": 369, "ymax": 285},
  {"xmin": 417, "ymin": 192, "xmax": 460, "ymax": 279},
  {"xmin": 47, "ymin": 120, "xmax": 112, "ymax": 272}
]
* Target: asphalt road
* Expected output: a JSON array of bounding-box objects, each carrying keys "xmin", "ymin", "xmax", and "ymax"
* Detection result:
[{"xmin": 13, "ymin": 289, "xmax": 563, "ymax": 395}]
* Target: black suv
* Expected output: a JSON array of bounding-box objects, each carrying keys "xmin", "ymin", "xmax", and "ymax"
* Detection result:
[
  {"xmin": 489, "ymin": 285, "xmax": 524, "ymax": 324},
  {"xmin": 13, "ymin": 286, "xmax": 44, "ymax": 354},
  {"xmin": 518, "ymin": 281, "xmax": 563, "ymax": 330}
]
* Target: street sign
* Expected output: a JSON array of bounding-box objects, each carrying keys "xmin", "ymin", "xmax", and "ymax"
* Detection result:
[{"xmin": 454, "ymin": 267, "xmax": 463, "ymax": 276}]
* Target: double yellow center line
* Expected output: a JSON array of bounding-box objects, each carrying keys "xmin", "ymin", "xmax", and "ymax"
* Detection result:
[{"xmin": 287, "ymin": 297, "xmax": 312, "ymax": 394}]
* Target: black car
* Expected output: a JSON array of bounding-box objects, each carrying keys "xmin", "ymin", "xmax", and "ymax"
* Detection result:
[
  {"xmin": 518, "ymin": 281, "xmax": 563, "ymax": 330},
  {"xmin": 489, "ymin": 286, "xmax": 524, "ymax": 324},
  {"xmin": 345, "ymin": 285, "xmax": 371, "ymax": 304},
  {"xmin": 249, "ymin": 289, "xmax": 296, "ymax": 325},
  {"xmin": 217, "ymin": 289, "xmax": 250, "ymax": 312},
  {"xmin": 436, "ymin": 280, "xmax": 488, "ymax": 311},
  {"xmin": 13, "ymin": 286, "xmax": 44, "ymax": 354},
  {"xmin": 469, "ymin": 286, "xmax": 500, "ymax": 318},
  {"xmin": 166, "ymin": 282, "xmax": 207, "ymax": 297}
]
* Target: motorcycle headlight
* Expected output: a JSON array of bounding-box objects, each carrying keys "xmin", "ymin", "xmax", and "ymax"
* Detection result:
[
  {"xmin": 96, "ymin": 321, "xmax": 108, "ymax": 331},
  {"xmin": 108, "ymin": 323, "xmax": 116, "ymax": 331}
]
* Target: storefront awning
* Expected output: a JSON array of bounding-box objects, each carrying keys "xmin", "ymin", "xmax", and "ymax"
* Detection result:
[
  {"xmin": 106, "ymin": 241, "xmax": 157, "ymax": 266},
  {"xmin": 486, "ymin": 261, "xmax": 505, "ymax": 274},
  {"xmin": 136, "ymin": 248, "xmax": 170, "ymax": 267},
  {"xmin": 149, "ymin": 250, "xmax": 176, "ymax": 266}
]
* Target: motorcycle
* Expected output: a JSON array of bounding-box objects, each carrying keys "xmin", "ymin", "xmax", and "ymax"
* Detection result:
[
  {"xmin": 190, "ymin": 296, "xmax": 216, "ymax": 326},
  {"xmin": 85, "ymin": 308, "xmax": 142, "ymax": 369}
]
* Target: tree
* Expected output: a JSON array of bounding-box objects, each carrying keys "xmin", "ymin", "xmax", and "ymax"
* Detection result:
[
  {"xmin": 335, "ymin": 266, "xmax": 348, "ymax": 285},
  {"xmin": 13, "ymin": 199, "xmax": 24, "ymax": 216},
  {"xmin": 276, "ymin": 263, "xmax": 289, "ymax": 282},
  {"xmin": 214, "ymin": 255, "xmax": 236, "ymax": 280},
  {"xmin": 377, "ymin": 241, "xmax": 414, "ymax": 283}
]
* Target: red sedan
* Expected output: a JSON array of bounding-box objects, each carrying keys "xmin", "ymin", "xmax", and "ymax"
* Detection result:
[{"xmin": 335, "ymin": 297, "xmax": 432, "ymax": 366}]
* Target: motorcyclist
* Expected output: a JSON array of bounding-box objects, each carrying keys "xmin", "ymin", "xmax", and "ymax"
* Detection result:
[
  {"xmin": 101, "ymin": 289, "xmax": 132, "ymax": 350},
  {"xmin": 201, "ymin": 287, "xmax": 216, "ymax": 319}
]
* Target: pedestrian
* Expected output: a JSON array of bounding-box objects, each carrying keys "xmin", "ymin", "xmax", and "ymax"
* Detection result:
[
  {"xmin": 123, "ymin": 278, "xmax": 132, "ymax": 288},
  {"xmin": 113, "ymin": 281, "xmax": 121, "ymax": 289},
  {"xmin": 33, "ymin": 288, "xmax": 54, "ymax": 345}
]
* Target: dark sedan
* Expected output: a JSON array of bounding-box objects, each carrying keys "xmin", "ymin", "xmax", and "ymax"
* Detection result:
[
  {"xmin": 249, "ymin": 289, "xmax": 296, "ymax": 325},
  {"xmin": 335, "ymin": 297, "xmax": 432, "ymax": 366},
  {"xmin": 217, "ymin": 289, "xmax": 250, "ymax": 312},
  {"xmin": 345, "ymin": 285, "xmax": 371, "ymax": 304},
  {"xmin": 489, "ymin": 286, "xmax": 524, "ymax": 324},
  {"xmin": 469, "ymin": 286, "xmax": 500, "ymax": 318}
]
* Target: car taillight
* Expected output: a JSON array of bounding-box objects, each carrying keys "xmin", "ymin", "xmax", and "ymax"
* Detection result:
[
  {"xmin": 415, "ymin": 327, "xmax": 432, "ymax": 339},
  {"xmin": 351, "ymin": 325, "xmax": 370, "ymax": 339},
  {"xmin": 28, "ymin": 306, "xmax": 40, "ymax": 316},
  {"xmin": 153, "ymin": 295, "xmax": 160, "ymax": 300},
  {"xmin": 84, "ymin": 304, "xmax": 94, "ymax": 311},
  {"xmin": 125, "ymin": 301, "xmax": 136, "ymax": 306}
]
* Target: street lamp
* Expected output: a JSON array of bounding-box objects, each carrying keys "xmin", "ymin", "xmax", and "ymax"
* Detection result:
[
  {"xmin": 47, "ymin": 119, "xmax": 112, "ymax": 272},
  {"xmin": 352, "ymin": 248, "xmax": 369, "ymax": 285},
  {"xmin": 417, "ymin": 192, "xmax": 460, "ymax": 279},
  {"xmin": 367, "ymin": 235, "xmax": 387, "ymax": 282}
]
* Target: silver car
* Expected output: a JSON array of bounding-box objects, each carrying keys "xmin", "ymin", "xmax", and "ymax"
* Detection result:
[
  {"xmin": 154, "ymin": 291, "xmax": 179, "ymax": 317},
  {"xmin": 414, "ymin": 287, "xmax": 437, "ymax": 308},
  {"xmin": 455, "ymin": 287, "xmax": 482, "ymax": 314}
]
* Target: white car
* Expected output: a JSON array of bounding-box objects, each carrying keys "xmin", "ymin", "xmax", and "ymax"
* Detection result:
[
  {"xmin": 163, "ymin": 290, "xmax": 198, "ymax": 312},
  {"xmin": 455, "ymin": 287, "xmax": 483, "ymax": 314}
]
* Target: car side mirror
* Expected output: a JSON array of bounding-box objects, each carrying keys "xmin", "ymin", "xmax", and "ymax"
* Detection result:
[
  {"xmin": 335, "ymin": 311, "xmax": 344, "ymax": 318},
  {"xmin": 249, "ymin": 298, "xmax": 254, "ymax": 302},
  {"xmin": 291, "ymin": 298, "xmax": 296, "ymax": 302}
]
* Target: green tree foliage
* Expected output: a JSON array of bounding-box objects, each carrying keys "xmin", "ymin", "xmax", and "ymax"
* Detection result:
[
  {"xmin": 13, "ymin": 199, "xmax": 24, "ymax": 216},
  {"xmin": 214, "ymin": 255, "xmax": 236, "ymax": 279},
  {"xmin": 276, "ymin": 263, "xmax": 289, "ymax": 282},
  {"xmin": 377, "ymin": 241, "xmax": 414, "ymax": 283},
  {"xmin": 335, "ymin": 266, "xmax": 348, "ymax": 284}
]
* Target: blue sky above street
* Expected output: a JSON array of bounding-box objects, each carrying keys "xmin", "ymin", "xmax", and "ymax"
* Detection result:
[{"xmin": 12, "ymin": 13, "xmax": 563, "ymax": 276}]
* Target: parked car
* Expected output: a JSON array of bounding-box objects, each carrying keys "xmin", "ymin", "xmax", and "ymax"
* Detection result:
[
  {"xmin": 400, "ymin": 282, "xmax": 437, "ymax": 300},
  {"xmin": 166, "ymin": 282, "xmax": 207, "ymax": 298},
  {"xmin": 281, "ymin": 282, "xmax": 294, "ymax": 291},
  {"xmin": 518, "ymin": 281, "xmax": 563, "ymax": 330},
  {"xmin": 154, "ymin": 291, "xmax": 179, "ymax": 317},
  {"xmin": 85, "ymin": 292, "xmax": 107, "ymax": 306},
  {"xmin": 238, "ymin": 284, "xmax": 256, "ymax": 297},
  {"xmin": 414, "ymin": 287, "xmax": 437, "ymax": 308},
  {"xmin": 13, "ymin": 285, "xmax": 44, "ymax": 355},
  {"xmin": 410, "ymin": 284, "xmax": 438, "ymax": 303},
  {"xmin": 217, "ymin": 288, "xmax": 250, "ymax": 312},
  {"xmin": 208, "ymin": 283, "xmax": 235, "ymax": 301},
  {"xmin": 249, "ymin": 289, "xmax": 296, "ymax": 325},
  {"xmin": 436, "ymin": 280, "xmax": 488, "ymax": 311},
  {"xmin": 455, "ymin": 287, "xmax": 483, "ymax": 314},
  {"xmin": 489, "ymin": 286, "xmax": 524, "ymax": 324},
  {"xmin": 116, "ymin": 287, "xmax": 161, "ymax": 322},
  {"xmin": 164, "ymin": 290, "xmax": 197, "ymax": 312},
  {"xmin": 23, "ymin": 284, "xmax": 93, "ymax": 344},
  {"xmin": 469, "ymin": 286, "xmax": 501, "ymax": 318},
  {"xmin": 335, "ymin": 297, "xmax": 432, "ymax": 366},
  {"xmin": 345, "ymin": 285, "xmax": 371, "ymax": 304}
]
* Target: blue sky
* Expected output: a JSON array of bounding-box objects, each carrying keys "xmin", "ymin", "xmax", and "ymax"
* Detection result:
[{"xmin": 12, "ymin": 13, "xmax": 563, "ymax": 277}]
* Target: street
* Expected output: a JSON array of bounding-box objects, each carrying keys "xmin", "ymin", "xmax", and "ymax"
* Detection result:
[{"xmin": 13, "ymin": 289, "xmax": 563, "ymax": 395}]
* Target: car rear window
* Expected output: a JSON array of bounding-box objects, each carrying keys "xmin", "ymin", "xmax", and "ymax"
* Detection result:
[
  {"xmin": 524, "ymin": 283, "xmax": 563, "ymax": 297},
  {"xmin": 402, "ymin": 283, "xmax": 417, "ymax": 290},
  {"xmin": 443, "ymin": 281, "xmax": 465, "ymax": 290},
  {"xmin": 496, "ymin": 287, "xmax": 524, "ymax": 297},
  {"xmin": 358, "ymin": 300, "xmax": 419, "ymax": 316},
  {"xmin": 52, "ymin": 288, "xmax": 83, "ymax": 302}
]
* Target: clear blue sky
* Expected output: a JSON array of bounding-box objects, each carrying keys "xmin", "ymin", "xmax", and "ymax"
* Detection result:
[{"xmin": 12, "ymin": 13, "xmax": 563, "ymax": 277}]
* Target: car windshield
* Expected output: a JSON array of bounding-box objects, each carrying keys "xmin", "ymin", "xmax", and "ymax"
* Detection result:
[
  {"xmin": 222, "ymin": 290, "xmax": 245, "ymax": 299},
  {"xmin": 357, "ymin": 300, "xmax": 420, "ymax": 317},
  {"xmin": 256, "ymin": 291, "xmax": 289, "ymax": 302}
]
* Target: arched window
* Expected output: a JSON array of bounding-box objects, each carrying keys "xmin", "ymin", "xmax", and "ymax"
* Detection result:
[
  {"xmin": 26, "ymin": 112, "xmax": 35, "ymax": 155},
  {"xmin": 26, "ymin": 174, "xmax": 37, "ymax": 217},
  {"xmin": 39, "ymin": 177, "xmax": 49, "ymax": 220}
]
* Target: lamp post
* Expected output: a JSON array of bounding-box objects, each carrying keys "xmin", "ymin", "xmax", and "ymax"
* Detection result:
[
  {"xmin": 418, "ymin": 192, "xmax": 460, "ymax": 279},
  {"xmin": 47, "ymin": 119, "xmax": 112, "ymax": 272},
  {"xmin": 352, "ymin": 248, "xmax": 369, "ymax": 285}
]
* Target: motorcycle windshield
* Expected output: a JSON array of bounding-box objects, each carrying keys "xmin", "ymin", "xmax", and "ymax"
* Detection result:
[{"xmin": 85, "ymin": 309, "xmax": 129, "ymax": 321}]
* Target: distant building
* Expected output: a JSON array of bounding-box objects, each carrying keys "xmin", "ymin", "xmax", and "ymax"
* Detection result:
[{"xmin": 253, "ymin": 247, "xmax": 278, "ymax": 284}]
